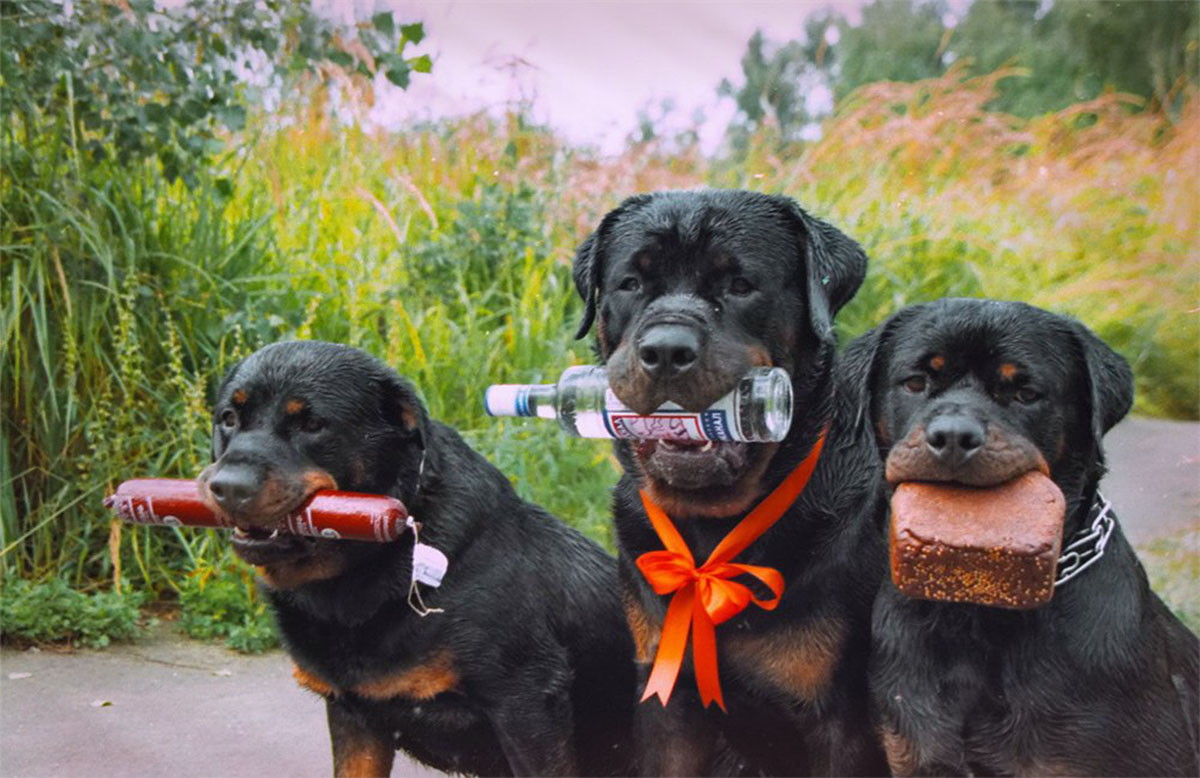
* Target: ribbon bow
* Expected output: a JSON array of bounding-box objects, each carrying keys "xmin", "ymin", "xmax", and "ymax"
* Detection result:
[{"xmin": 636, "ymin": 430, "xmax": 828, "ymax": 712}]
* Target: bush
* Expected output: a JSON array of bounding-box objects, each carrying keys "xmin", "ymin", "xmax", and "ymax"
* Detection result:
[
  {"xmin": 177, "ymin": 558, "xmax": 278, "ymax": 653},
  {"xmin": 0, "ymin": 578, "xmax": 144, "ymax": 648}
]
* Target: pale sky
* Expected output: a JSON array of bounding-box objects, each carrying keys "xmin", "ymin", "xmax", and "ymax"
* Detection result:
[{"xmin": 364, "ymin": 1, "xmax": 872, "ymax": 154}]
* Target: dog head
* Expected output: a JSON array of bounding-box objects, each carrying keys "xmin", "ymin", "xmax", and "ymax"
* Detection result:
[
  {"xmin": 842, "ymin": 298, "xmax": 1133, "ymax": 510},
  {"xmin": 573, "ymin": 190, "xmax": 867, "ymax": 516},
  {"xmin": 198, "ymin": 341, "xmax": 428, "ymax": 588}
]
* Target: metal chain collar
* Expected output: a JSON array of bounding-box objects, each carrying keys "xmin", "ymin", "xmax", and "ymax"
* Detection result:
[{"xmin": 1054, "ymin": 493, "xmax": 1116, "ymax": 588}]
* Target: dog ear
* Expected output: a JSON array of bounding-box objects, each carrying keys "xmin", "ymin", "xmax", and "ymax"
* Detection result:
[
  {"xmin": 379, "ymin": 372, "xmax": 429, "ymax": 450},
  {"xmin": 836, "ymin": 307, "xmax": 919, "ymax": 441},
  {"xmin": 1068, "ymin": 320, "xmax": 1134, "ymax": 451},
  {"xmin": 572, "ymin": 194, "xmax": 653, "ymax": 339},
  {"xmin": 771, "ymin": 197, "xmax": 868, "ymax": 344}
]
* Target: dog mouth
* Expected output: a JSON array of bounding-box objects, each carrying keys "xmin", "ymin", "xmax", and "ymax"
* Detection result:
[
  {"xmin": 884, "ymin": 425, "xmax": 1050, "ymax": 489},
  {"xmin": 229, "ymin": 524, "xmax": 317, "ymax": 565},
  {"xmin": 634, "ymin": 438, "xmax": 751, "ymax": 489}
]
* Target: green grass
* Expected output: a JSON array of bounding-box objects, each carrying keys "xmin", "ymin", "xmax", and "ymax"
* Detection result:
[
  {"xmin": 0, "ymin": 578, "xmax": 145, "ymax": 649},
  {"xmin": 1139, "ymin": 524, "xmax": 1200, "ymax": 633},
  {"xmin": 2, "ymin": 67, "xmax": 1195, "ymax": 627}
]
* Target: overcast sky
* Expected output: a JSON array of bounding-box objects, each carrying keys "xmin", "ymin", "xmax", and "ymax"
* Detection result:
[{"xmin": 361, "ymin": 1, "xmax": 873, "ymax": 154}]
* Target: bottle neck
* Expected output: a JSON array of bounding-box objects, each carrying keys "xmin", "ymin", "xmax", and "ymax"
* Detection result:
[{"xmin": 525, "ymin": 384, "xmax": 558, "ymax": 420}]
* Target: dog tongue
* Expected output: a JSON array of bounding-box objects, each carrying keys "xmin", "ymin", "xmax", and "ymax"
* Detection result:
[{"xmin": 889, "ymin": 471, "xmax": 1066, "ymax": 609}]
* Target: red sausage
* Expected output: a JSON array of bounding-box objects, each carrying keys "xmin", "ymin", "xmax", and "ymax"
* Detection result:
[{"xmin": 103, "ymin": 478, "xmax": 410, "ymax": 542}]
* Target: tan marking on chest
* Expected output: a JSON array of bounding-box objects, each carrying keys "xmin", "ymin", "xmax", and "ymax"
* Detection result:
[
  {"xmin": 726, "ymin": 618, "xmax": 847, "ymax": 702},
  {"xmin": 335, "ymin": 738, "xmax": 395, "ymax": 778},
  {"xmin": 622, "ymin": 588, "xmax": 660, "ymax": 664},
  {"xmin": 293, "ymin": 664, "xmax": 336, "ymax": 697},
  {"xmin": 352, "ymin": 651, "xmax": 459, "ymax": 701},
  {"xmin": 880, "ymin": 726, "xmax": 921, "ymax": 777}
]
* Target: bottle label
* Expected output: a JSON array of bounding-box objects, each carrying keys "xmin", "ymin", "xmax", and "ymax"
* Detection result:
[{"xmin": 582, "ymin": 389, "xmax": 743, "ymax": 441}]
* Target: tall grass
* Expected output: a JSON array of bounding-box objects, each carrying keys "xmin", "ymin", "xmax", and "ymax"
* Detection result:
[{"xmin": 2, "ymin": 67, "xmax": 1195, "ymax": 602}]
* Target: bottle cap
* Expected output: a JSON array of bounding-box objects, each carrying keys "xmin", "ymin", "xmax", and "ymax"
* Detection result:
[{"xmin": 484, "ymin": 385, "xmax": 533, "ymax": 417}]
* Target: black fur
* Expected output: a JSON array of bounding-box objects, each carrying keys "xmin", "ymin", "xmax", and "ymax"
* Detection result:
[
  {"xmin": 573, "ymin": 189, "xmax": 889, "ymax": 776},
  {"xmin": 846, "ymin": 298, "xmax": 1200, "ymax": 776},
  {"xmin": 204, "ymin": 341, "xmax": 636, "ymax": 777}
]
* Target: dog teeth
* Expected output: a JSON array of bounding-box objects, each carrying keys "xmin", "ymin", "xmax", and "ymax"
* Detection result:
[
  {"xmin": 233, "ymin": 527, "xmax": 248, "ymax": 539},
  {"xmin": 268, "ymin": 529, "xmax": 280, "ymax": 540},
  {"xmin": 701, "ymin": 441, "xmax": 714, "ymax": 452}
]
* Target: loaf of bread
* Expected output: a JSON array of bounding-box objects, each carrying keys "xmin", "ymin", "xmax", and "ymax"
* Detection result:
[
  {"xmin": 889, "ymin": 471, "xmax": 1066, "ymax": 609},
  {"xmin": 104, "ymin": 478, "xmax": 409, "ymax": 542}
]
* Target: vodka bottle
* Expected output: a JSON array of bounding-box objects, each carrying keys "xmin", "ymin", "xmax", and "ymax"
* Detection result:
[{"xmin": 484, "ymin": 366, "xmax": 792, "ymax": 442}]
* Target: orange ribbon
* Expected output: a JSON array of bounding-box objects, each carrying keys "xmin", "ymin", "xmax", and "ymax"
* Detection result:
[{"xmin": 635, "ymin": 430, "xmax": 828, "ymax": 712}]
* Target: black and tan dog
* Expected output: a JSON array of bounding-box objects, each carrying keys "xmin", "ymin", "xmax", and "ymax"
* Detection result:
[
  {"xmin": 198, "ymin": 341, "xmax": 636, "ymax": 777},
  {"xmin": 573, "ymin": 189, "xmax": 890, "ymax": 776},
  {"xmin": 844, "ymin": 298, "xmax": 1199, "ymax": 776}
]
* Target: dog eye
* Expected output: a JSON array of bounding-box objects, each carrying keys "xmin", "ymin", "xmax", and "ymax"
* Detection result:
[
  {"xmin": 902, "ymin": 376, "xmax": 927, "ymax": 394},
  {"xmin": 729, "ymin": 277, "xmax": 754, "ymax": 296},
  {"xmin": 220, "ymin": 409, "xmax": 238, "ymax": 429},
  {"xmin": 617, "ymin": 277, "xmax": 641, "ymax": 292},
  {"xmin": 1015, "ymin": 387, "xmax": 1041, "ymax": 404},
  {"xmin": 302, "ymin": 415, "xmax": 326, "ymax": 433}
]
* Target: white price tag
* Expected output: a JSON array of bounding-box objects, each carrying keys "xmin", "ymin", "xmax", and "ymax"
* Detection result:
[{"xmin": 412, "ymin": 543, "xmax": 448, "ymax": 588}]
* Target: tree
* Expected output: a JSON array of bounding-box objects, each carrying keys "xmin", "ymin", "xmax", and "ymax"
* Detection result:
[
  {"xmin": 717, "ymin": 0, "xmax": 1199, "ymax": 133},
  {"xmin": 717, "ymin": 30, "xmax": 814, "ymax": 150},
  {"xmin": 832, "ymin": 0, "xmax": 949, "ymax": 102},
  {"xmin": 1, "ymin": 0, "xmax": 431, "ymax": 185}
]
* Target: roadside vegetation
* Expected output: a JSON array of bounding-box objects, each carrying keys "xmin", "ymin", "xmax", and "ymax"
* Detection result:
[{"xmin": 2, "ymin": 1, "xmax": 1195, "ymax": 649}]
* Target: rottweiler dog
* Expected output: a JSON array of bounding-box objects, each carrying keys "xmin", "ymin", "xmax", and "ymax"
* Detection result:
[
  {"xmin": 197, "ymin": 341, "xmax": 636, "ymax": 777},
  {"xmin": 843, "ymin": 298, "xmax": 1200, "ymax": 776},
  {"xmin": 572, "ymin": 189, "xmax": 890, "ymax": 776}
]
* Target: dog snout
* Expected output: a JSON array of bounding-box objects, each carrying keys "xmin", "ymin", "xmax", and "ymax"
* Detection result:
[
  {"xmin": 206, "ymin": 464, "xmax": 260, "ymax": 516},
  {"xmin": 636, "ymin": 322, "xmax": 702, "ymax": 380},
  {"xmin": 924, "ymin": 414, "xmax": 985, "ymax": 468}
]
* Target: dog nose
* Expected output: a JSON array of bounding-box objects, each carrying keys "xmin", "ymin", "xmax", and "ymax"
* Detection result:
[
  {"xmin": 206, "ymin": 466, "xmax": 259, "ymax": 515},
  {"xmin": 925, "ymin": 415, "xmax": 985, "ymax": 468},
  {"xmin": 637, "ymin": 324, "xmax": 701, "ymax": 379}
]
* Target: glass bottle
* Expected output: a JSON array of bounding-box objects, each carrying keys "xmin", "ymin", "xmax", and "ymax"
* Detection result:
[{"xmin": 484, "ymin": 366, "xmax": 792, "ymax": 442}]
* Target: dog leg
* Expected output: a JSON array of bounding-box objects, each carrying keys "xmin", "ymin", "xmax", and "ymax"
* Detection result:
[
  {"xmin": 483, "ymin": 654, "xmax": 579, "ymax": 777},
  {"xmin": 326, "ymin": 697, "xmax": 395, "ymax": 778},
  {"xmin": 634, "ymin": 682, "xmax": 722, "ymax": 777},
  {"xmin": 489, "ymin": 692, "xmax": 578, "ymax": 776}
]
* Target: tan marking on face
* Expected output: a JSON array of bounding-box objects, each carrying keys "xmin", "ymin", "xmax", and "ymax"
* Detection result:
[
  {"xmin": 999, "ymin": 362, "xmax": 1018, "ymax": 381},
  {"xmin": 232, "ymin": 389, "xmax": 248, "ymax": 405},
  {"xmin": 876, "ymin": 415, "xmax": 892, "ymax": 448},
  {"xmin": 727, "ymin": 618, "xmax": 847, "ymax": 702},
  {"xmin": 928, "ymin": 355, "xmax": 945, "ymax": 372},
  {"xmin": 352, "ymin": 651, "xmax": 458, "ymax": 701},
  {"xmin": 746, "ymin": 346, "xmax": 773, "ymax": 368},
  {"xmin": 302, "ymin": 469, "xmax": 338, "ymax": 494},
  {"xmin": 258, "ymin": 554, "xmax": 346, "ymax": 589},
  {"xmin": 285, "ymin": 398, "xmax": 306, "ymax": 415},
  {"xmin": 596, "ymin": 316, "xmax": 612, "ymax": 357},
  {"xmin": 622, "ymin": 588, "xmax": 660, "ymax": 664},
  {"xmin": 292, "ymin": 664, "xmax": 336, "ymax": 697},
  {"xmin": 399, "ymin": 406, "xmax": 419, "ymax": 433}
]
